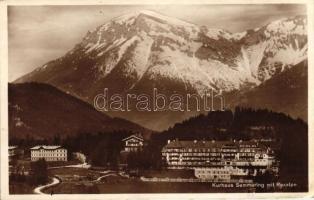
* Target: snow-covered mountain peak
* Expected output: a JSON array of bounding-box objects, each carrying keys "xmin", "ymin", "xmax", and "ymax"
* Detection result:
[
  {"xmin": 264, "ymin": 15, "xmax": 307, "ymax": 38},
  {"xmin": 16, "ymin": 13, "xmax": 308, "ymax": 99},
  {"xmin": 112, "ymin": 9, "xmax": 197, "ymax": 28},
  {"xmin": 234, "ymin": 15, "xmax": 307, "ymax": 82},
  {"xmin": 14, "ymin": 13, "xmax": 308, "ymax": 131}
]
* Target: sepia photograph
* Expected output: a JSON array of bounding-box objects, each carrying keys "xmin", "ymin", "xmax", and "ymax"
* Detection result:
[{"xmin": 1, "ymin": 0, "xmax": 313, "ymax": 198}]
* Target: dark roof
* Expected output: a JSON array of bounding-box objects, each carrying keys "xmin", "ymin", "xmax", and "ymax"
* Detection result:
[
  {"xmin": 30, "ymin": 145, "xmax": 65, "ymax": 150},
  {"xmin": 122, "ymin": 134, "xmax": 144, "ymax": 141}
]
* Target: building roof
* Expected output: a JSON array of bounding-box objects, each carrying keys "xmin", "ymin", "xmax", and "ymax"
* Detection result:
[
  {"xmin": 122, "ymin": 134, "xmax": 144, "ymax": 141},
  {"xmin": 162, "ymin": 140, "xmax": 265, "ymax": 150},
  {"xmin": 9, "ymin": 146, "xmax": 18, "ymax": 150},
  {"xmin": 30, "ymin": 145, "xmax": 64, "ymax": 150}
]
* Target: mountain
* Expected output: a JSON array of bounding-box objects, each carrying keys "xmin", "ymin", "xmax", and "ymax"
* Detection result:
[
  {"xmin": 226, "ymin": 60, "xmax": 307, "ymax": 121},
  {"xmin": 236, "ymin": 16, "xmax": 307, "ymax": 82},
  {"xmin": 14, "ymin": 10, "xmax": 308, "ymax": 130},
  {"xmin": 9, "ymin": 83, "xmax": 150, "ymax": 139}
]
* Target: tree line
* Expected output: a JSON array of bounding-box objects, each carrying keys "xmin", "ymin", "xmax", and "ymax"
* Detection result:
[{"xmin": 9, "ymin": 107, "xmax": 308, "ymax": 191}]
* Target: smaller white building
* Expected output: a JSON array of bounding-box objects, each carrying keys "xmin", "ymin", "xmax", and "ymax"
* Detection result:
[
  {"xmin": 122, "ymin": 134, "xmax": 144, "ymax": 152},
  {"xmin": 9, "ymin": 146, "xmax": 19, "ymax": 162},
  {"xmin": 30, "ymin": 145, "xmax": 67, "ymax": 162},
  {"xmin": 194, "ymin": 166, "xmax": 249, "ymax": 180},
  {"xmin": 9, "ymin": 146, "xmax": 18, "ymax": 157}
]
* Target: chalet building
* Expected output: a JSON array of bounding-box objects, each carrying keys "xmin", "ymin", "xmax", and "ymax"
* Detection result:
[
  {"xmin": 30, "ymin": 145, "xmax": 67, "ymax": 162},
  {"xmin": 122, "ymin": 134, "xmax": 144, "ymax": 152},
  {"xmin": 161, "ymin": 139, "xmax": 276, "ymax": 179},
  {"xmin": 119, "ymin": 134, "xmax": 145, "ymax": 170}
]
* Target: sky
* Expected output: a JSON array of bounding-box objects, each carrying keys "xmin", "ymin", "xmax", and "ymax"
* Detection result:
[{"xmin": 8, "ymin": 4, "xmax": 306, "ymax": 81}]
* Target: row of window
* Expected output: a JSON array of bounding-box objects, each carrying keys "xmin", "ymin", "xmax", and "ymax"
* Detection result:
[
  {"xmin": 165, "ymin": 163, "xmax": 224, "ymax": 167},
  {"xmin": 164, "ymin": 152, "xmax": 264, "ymax": 158},
  {"xmin": 239, "ymin": 152, "xmax": 256, "ymax": 156},
  {"xmin": 221, "ymin": 149, "xmax": 237, "ymax": 152},
  {"xmin": 32, "ymin": 154, "xmax": 66, "ymax": 157},
  {"xmin": 125, "ymin": 144, "xmax": 142, "ymax": 147},
  {"xmin": 167, "ymin": 157, "xmax": 219, "ymax": 161},
  {"xmin": 31, "ymin": 157, "xmax": 67, "ymax": 161},
  {"xmin": 164, "ymin": 147, "xmax": 263, "ymax": 153},
  {"xmin": 196, "ymin": 170, "xmax": 230, "ymax": 175},
  {"xmin": 166, "ymin": 159, "xmax": 272, "ymax": 166},
  {"xmin": 164, "ymin": 153, "xmax": 222, "ymax": 156},
  {"xmin": 163, "ymin": 148, "xmax": 220, "ymax": 153},
  {"xmin": 125, "ymin": 147, "xmax": 141, "ymax": 151},
  {"xmin": 32, "ymin": 149, "xmax": 66, "ymax": 152},
  {"xmin": 196, "ymin": 174, "xmax": 231, "ymax": 179},
  {"xmin": 169, "ymin": 161, "xmax": 211, "ymax": 165},
  {"xmin": 166, "ymin": 157, "xmax": 270, "ymax": 162},
  {"xmin": 222, "ymin": 153, "xmax": 236, "ymax": 156}
]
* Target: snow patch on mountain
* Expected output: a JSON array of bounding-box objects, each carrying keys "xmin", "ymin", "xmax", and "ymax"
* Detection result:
[
  {"xmin": 242, "ymin": 42, "xmax": 268, "ymax": 78},
  {"xmin": 204, "ymin": 28, "xmax": 232, "ymax": 40},
  {"xmin": 232, "ymin": 31, "xmax": 247, "ymax": 40},
  {"xmin": 124, "ymin": 36, "xmax": 154, "ymax": 87},
  {"xmin": 265, "ymin": 18, "xmax": 307, "ymax": 37},
  {"xmin": 269, "ymin": 43, "xmax": 307, "ymax": 66},
  {"xmin": 117, "ymin": 36, "xmax": 139, "ymax": 61}
]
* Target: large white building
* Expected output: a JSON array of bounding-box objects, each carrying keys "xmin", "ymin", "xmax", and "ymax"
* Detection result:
[
  {"xmin": 30, "ymin": 145, "xmax": 67, "ymax": 162},
  {"xmin": 162, "ymin": 139, "xmax": 275, "ymax": 169},
  {"xmin": 162, "ymin": 139, "xmax": 277, "ymax": 180}
]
